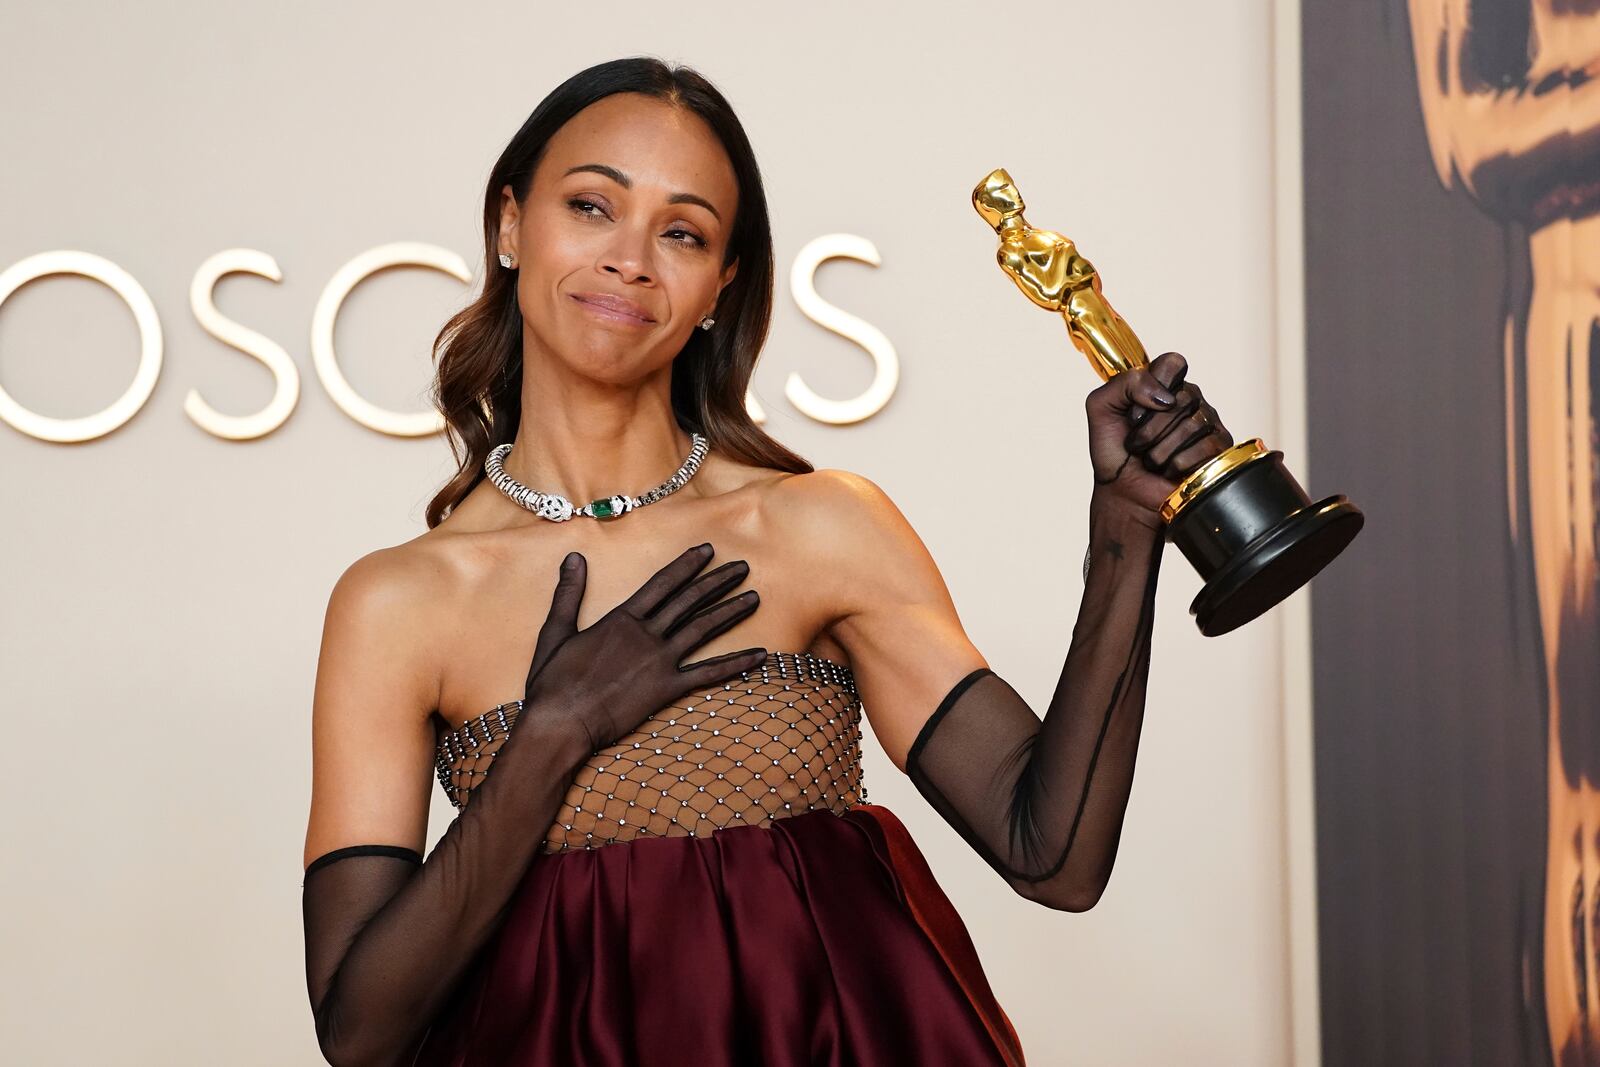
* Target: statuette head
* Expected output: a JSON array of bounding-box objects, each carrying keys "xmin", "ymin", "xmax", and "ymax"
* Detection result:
[{"xmin": 972, "ymin": 167, "xmax": 1025, "ymax": 229}]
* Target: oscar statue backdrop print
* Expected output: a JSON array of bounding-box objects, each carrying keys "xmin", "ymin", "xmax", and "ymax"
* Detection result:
[{"xmin": 1304, "ymin": 1, "xmax": 1600, "ymax": 1064}]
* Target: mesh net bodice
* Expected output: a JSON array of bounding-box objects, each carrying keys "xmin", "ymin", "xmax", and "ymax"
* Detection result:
[{"xmin": 434, "ymin": 650, "xmax": 869, "ymax": 854}]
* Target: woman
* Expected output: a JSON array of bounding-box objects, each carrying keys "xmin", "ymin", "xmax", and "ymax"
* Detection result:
[{"xmin": 301, "ymin": 56, "xmax": 1232, "ymax": 1067}]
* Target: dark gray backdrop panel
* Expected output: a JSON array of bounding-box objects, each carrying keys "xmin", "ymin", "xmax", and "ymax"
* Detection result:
[{"xmin": 1302, "ymin": 3, "xmax": 1547, "ymax": 1065}]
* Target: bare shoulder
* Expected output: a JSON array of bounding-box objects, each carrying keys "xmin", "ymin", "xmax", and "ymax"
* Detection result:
[
  {"xmin": 765, "ymin": 467, "xmax": 909, "ymax": 543},
  {"xmin": 765, "ymin": 467, "xmax": 987, "ymax": 771},
  {"xmin": 328, "ymin": 540, "xmax": 435, "ymax": 613},
  {"xmin": 766, "ymin": 468, "xmax": 940, "ymax": 604},
  {"xmin": 305, "ymin": 536, "xmax": 458, "ymax": 865},
  {"xmin": 322, "ymin": 537, "xmax": 454, "ymax": 681},
  {"xmin": 765, "ymin": 465, "xmax": 885, "ymax": 505}
]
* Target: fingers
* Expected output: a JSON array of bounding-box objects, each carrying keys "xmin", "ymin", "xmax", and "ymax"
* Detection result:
[
  {"xmin": 1127, "ymin": 353, "xmax": 1189, "ymax": 426},
  {"xmin": 1087, "ymin": 367, "xmax": 1165, "ymax": 422},
  {"xmin": 1138, "ymin": 396, "xmax": 1212, "ymax": 471},
  {"xmin": 653, "ymin": 559, "xmax": 751, "ymax": 636},
  {"xmin": 1147, "ymin": 351, "xmax": 1188, "ymax": 391},
  {"xmin": 526, "ymin": 551, "xmax": 586, "ymax": 690},
  {"xmin": 1091, "ymin": 352, "xmax": 1188, "ymax": 430},
  {"xmin": 1121, "ymin": 359, "xmax": 1235, "ymax": 477},
  {"xmin": 1124, "ymin": 385, "xmax": 1202, "ymax": 457},
  {"xmin": 669, "ymin": 588, "xmax": 761, "ymax": 653},
  {"xmin": 1167, "ymin": 422, "xmax": 1234, "ymax": 477},
  {"xmin": 676, "ymin": 646, "xmax": 772, "ymax": 690},
  {"xmin": 544, "ymin": 551, "xmax": 586, "ymax": 631},
  {"xmin": 1146, "ymin": 410, "xmax": 1215, "ymax": 472},
  {"xmin": 617, "ymin": 542, "xmax": 716, "ymax": 619},
  {"xmin": 1143, "ymin": 399, "xmax": 1234, "ymax": 477}
]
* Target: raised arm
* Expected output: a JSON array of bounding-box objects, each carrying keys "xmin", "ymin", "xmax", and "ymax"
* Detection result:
[
  {"xmin": 300, "ymin": 543, "xmax": 770, "ymax": 1066},
  {"xmin": 900, "ymin": 488, "xmax": 1163, "ymax": 912},
  {"xmin": 803, "ymin": 352, "xmax": 1231, "ymax": 912}
]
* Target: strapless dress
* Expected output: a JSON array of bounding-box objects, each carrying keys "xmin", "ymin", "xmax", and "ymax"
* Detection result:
[{"xmin": 412, "ymin": 649, "xmax": 1026, "ymax": 1067}]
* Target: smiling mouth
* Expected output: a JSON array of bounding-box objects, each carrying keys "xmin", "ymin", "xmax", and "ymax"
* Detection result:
[{"xmin": 569, "ymin": 293, "xmax": 655, "ymax": 326}]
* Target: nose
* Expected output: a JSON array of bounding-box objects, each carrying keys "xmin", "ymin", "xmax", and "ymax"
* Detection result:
[{"xmin": 598, "ymin": 221, "xmax": 655, "ymax": 285}]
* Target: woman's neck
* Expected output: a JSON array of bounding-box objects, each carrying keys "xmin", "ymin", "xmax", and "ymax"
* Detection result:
[{"xmin": 499, "ymin": 355, "xmax": 695, "ymax": 508}]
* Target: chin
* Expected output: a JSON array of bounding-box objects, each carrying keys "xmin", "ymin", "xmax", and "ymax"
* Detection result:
[{"xmin": 556, "ymin": 339, "xmax": 677, "ymax": 387}]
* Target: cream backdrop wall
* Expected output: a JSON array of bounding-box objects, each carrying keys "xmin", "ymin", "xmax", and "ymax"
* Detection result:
[{"xmin": 0, "ymin": 2, "xmax": 1300, "ymax": 1063}]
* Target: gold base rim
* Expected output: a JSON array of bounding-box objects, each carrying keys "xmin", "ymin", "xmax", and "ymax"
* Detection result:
[{"xmin": 1159, "ymin": 438, "xmax": 1272, "ymax": 524}]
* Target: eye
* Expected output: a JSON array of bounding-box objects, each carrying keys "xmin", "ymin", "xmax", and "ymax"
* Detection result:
[
  {"xmin": 567, "ymin": 197, "xmax": 608, "ymax": 219},
  {"xmin": 664, "ymin": 228, "xmax": 708, "ymax": 249}
]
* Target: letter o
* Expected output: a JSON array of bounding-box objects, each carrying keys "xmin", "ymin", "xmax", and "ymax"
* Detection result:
[{"xmin": 0, "ymin": 251, "xmax": 163, "ymax": 443}]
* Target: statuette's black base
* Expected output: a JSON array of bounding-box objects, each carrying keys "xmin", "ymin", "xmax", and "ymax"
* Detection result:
[{"xmin": 1165, "ymin": 450, "xmax": 1364, "ymax": 636}]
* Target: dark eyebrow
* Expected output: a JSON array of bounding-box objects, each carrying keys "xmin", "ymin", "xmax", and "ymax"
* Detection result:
[
  {"xmin": 563, "ymin": 163, "xmax": 630, "ymax": 187},
  {"xmin": 562, "ymin": 163, "xmax": 723, "ymax": 222}
]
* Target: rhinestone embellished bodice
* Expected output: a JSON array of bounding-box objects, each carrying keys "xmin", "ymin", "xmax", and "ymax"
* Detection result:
[{"xmin": 434, "ymin": 650, "xmax": 869, "ymax": 854}]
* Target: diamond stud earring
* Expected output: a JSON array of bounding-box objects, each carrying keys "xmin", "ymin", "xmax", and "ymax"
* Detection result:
[
  {"xmin": 498, "ymin": 253, "xmax": 515, "ymax": 269},
  {"xmin": 698, "ymin": 316, "xmax": 715, "ymax": 330}
]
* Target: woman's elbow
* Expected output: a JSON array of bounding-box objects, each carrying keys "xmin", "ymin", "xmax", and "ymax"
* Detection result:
[
  {"xmin": 314, "ymin": 1009, "xmax": 413, "ymax": 1067},
  {"xmin": 316, "ymin": 1034, "xmax": 394, "ymax": 1067},
  {"xmin": 314, "ymin": 1022, "xmax": 369, "ymax": 1067},
  {"xmin": 1014, "ymin": 876, "xmax": 1107, "ymax": 913}
]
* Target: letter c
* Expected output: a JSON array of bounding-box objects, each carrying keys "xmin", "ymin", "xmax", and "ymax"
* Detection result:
[{"xmin": 312, "ymin": 242, "xmax": 469, "ymax": 436}]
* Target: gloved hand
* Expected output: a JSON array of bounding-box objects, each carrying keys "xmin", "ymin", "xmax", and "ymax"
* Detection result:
[
  {"xmin": 1084, "ymin": 350, "xmax": 1235, "ymax": 524},
  {"xmin": 520, "ymin": 541, "xmax": 769, "ymax": 754}
]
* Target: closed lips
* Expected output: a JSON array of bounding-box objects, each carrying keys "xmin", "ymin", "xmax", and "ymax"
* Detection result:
[{"xmin": 571, "ymin": 292, "xmax": 655, "ymax": 322}]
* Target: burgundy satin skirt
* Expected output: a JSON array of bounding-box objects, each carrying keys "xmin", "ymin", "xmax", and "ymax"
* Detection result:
[{"xmin": 413, "ymin": 804, "xmax": 1026, "ymax": 1066}]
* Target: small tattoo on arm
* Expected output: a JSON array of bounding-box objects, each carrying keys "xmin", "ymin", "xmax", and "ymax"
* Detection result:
[{"xmin": 1084, "ymin": 539, "xmax": 1126, "ymax": 582}]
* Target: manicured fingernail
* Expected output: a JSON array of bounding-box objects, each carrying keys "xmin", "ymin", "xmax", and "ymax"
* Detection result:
[
  {"xmin": 562, "ymin": 551, "xmax": 580, "ymax": 568},
  {"xmin": 696, "ymin": 542, "xmax": 713, "ymax": 553},
  {"xmin": 1152, "ymin": 390, "xmax": 1175, "ymax": 406}
]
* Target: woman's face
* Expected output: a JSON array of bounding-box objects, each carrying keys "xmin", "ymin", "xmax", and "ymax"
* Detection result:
[{"xmin": 499, "ymin": 92, "xmax": 740, "ymax": 385}]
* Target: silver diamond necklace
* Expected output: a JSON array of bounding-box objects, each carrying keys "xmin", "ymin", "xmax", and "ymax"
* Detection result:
[{"xmin": 484, "ymin": 432, "xmax": 709, "ymax": 522}]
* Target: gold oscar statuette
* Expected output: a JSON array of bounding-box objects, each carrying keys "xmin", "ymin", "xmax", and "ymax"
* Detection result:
[{"xmin": 972, "ymin": 167, "xmax": 1364, "ymax": 635}]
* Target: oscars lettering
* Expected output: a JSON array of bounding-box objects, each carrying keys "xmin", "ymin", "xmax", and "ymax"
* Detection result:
[{"xmin": 0, "ymin": 234, "xmax": 897, "ymax": 443}]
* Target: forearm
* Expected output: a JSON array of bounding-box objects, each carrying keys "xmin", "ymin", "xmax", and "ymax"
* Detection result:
[
  {"xmin": 1024, "ymin": 487, "xmax": 1164, "ymax": 904},
  {"xmin": 906, "ymin": 487, "xmax": 1164, "ymax": 912},
  {"xmin": 303, "ymin": 705, "xmax": 594, "ymax": 1067},
  {"xmin": 1067, "ymin": 489, "xmax": 1164, "ymax": 677}
]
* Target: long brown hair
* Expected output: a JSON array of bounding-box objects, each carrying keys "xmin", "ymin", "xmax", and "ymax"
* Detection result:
[{"xmin": 424, "ymin": 57, "xmax": 812, "ymax": 529}]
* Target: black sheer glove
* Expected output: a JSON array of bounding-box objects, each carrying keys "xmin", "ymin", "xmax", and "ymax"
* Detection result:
[
  {"xmin": 906, "ymin": 498, "xmax": 1162, "ymax": 912},
  {"xmin": 1122, "ymin": 358, "xmax": 1233, "ymax": 481},
  {"xmin": 520, "ymin": 543, "xmax": 773, "ymax": 753},
  {"xmin": 907, "ymin": 358, "xmax": 1233, "ymax": 913},
  {"xmin": 301, "ymin": 543, "xmax": 768, "ymax": 1067},
  {"xmin": 1086, "ymin": 351, "xmax": 1234, "ymax": 521}
]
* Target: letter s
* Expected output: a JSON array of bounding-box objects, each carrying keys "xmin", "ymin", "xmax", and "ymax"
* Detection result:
[
  {"xmin": 785, "ymin": 234, "xmax": 898, "ymax": 425},
  {"xmin": 186, "ymin": 249, "xmax": 299, "ymax": 440}
]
